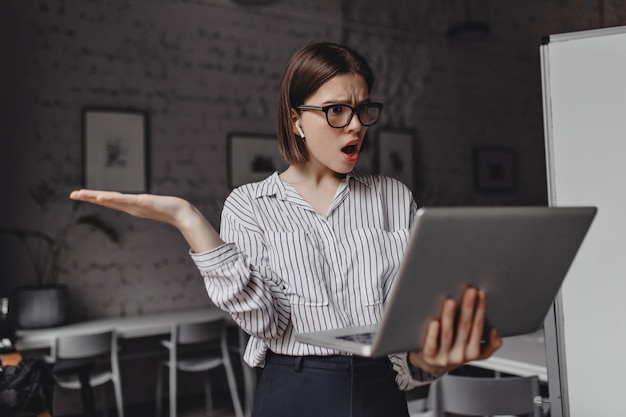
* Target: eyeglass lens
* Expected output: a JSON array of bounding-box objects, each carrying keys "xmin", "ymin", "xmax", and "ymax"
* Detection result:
[{"xmin": 327, "ymin": 104, "xmax": 381, "ymax": 127}]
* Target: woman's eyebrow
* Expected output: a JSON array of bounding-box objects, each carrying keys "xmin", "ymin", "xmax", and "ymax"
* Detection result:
[{"xmin": 320, "ymin": 97, "xmax": 372, "ymax": 106}]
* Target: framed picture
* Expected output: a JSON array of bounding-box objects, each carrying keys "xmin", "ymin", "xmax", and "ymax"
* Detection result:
[
  {"xmin": 82, "ymin": 108, "xmax": 149, "ymax": 192},
  {"xmin": 227, "ymin": 133, "xmax": 288, "ymax": 188},
  {"xmin": 473, "ymin": 146, "xmax": 517, "ymax": 192},
  {"xmin": 376, "ymin": 129, "xmax": 415, "ymax": 190}
]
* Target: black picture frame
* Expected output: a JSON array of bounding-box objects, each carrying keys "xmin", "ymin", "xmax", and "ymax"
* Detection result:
[
  {"xmin": 376, "ymin": 128, "xmax": 416, "ymax": 190},
  {"xmin": 227, "ymin": 133, "xmax": 288, "ymax": 188},
  {"xmin": 82, "ymin": 108, "xmax": 149, "ymax": 192},
  {"xmin": 473, "ymin": 146, "xmax": 517, "ymax": 193}
]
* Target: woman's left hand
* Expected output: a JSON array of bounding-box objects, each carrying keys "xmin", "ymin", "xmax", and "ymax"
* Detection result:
[{"xmin": 408, "ymin": 287, "xmax": 503, "ymax": 375}]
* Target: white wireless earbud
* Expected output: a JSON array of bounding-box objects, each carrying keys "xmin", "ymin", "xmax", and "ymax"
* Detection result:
[{"xmin": 295, "ymin": 120, "xmax": 305, "ymax": 139}]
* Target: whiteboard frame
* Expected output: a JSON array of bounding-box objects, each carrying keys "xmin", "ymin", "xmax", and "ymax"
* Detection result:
[{"xmin": 541, "ymin": 24, "xmax": 626, "ymax": 417}]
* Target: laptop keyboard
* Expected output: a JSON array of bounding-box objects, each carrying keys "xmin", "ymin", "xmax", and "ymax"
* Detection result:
[{"xmin": 337, "ymin": 331, "xmax": 377, "ymax": 344}]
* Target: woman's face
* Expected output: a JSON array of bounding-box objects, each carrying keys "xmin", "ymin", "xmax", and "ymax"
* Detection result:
[{"xmin": 294, "ymin": 72, "xmax": 370, "ymax": 175}]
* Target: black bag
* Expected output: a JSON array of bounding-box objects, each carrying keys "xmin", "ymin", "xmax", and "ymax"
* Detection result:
[{"xmin": 0, "ymin": 358, "xmax": 54, "ymax": 417}]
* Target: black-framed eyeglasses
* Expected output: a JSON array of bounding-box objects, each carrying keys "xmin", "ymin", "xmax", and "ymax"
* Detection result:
[{"xmin": 295, "ymin": 102, "xmax": 384, "ymax": 128}]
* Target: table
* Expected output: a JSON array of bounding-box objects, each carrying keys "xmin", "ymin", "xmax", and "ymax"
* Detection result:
[
  {"xmin": 15, "ymin": 308, "xmax": 229, "ymax": 351},
  {"xmin": 15, "ymin": 308, "xmax": 254, "ymax": 416},
  {"xmin": 15, "ymin": 309, "xmax": 548, "ymax": 414},
  {"xmin": 470, "ymin": 330, "xmax": 547, "ymax": 381}
]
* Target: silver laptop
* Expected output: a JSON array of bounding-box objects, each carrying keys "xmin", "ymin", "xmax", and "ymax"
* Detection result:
[{"xmin": 295, "ymin": 206, "xmax": 597, "ymax": 357}]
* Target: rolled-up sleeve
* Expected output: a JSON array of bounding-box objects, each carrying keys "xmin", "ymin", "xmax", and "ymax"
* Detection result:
[
  {"xmin": 389, "ymin": 352, "xmax": 443, "ymax": 390},
  {"xmin": 191, "ymin": 189, "xmax": 291, "ymax": 342}
]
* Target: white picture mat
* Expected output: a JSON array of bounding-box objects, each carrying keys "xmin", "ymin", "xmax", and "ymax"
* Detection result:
[
  {"xmin": 229, "ymin": 135, "xmax": 288, "ymax": 187},
  {"xmin": 377, "ymin": 130, "xmax": 414, "ymax": 189},
  {"xmin": 84, "ymin": 110, "xmax": 147, "ymax": 192}
]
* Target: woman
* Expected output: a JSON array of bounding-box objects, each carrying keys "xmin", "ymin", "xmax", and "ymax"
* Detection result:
[{"xmin": 71, "ymin": 42, "xmax": 501, "ymax": 417}]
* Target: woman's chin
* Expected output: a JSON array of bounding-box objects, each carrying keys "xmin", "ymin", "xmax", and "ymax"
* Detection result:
[{"xmin": 333, "ymin": 163, "xmax": 357, "ymax": 176}]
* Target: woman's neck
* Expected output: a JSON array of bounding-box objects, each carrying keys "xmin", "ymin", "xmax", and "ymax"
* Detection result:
[
  {"xmin": 280, "ymin": 165, "xmax": 347, "ymax": 216},
  {"xmin": 280, "ymin": 164, "xmax": 347, "ymax": 188}
]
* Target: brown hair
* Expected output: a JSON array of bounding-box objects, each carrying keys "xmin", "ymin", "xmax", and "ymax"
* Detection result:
[{"xmin": 277, "ymin": 42, "xmax": 375, "ymax": 165}]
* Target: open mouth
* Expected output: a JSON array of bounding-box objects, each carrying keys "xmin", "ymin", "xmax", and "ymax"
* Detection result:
[{"xmin": 342, "ymin": 144, "xmax": 358, "ymax": 155}]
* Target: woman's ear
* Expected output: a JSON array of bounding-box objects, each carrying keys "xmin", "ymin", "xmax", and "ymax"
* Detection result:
[
  {"xmin": 295, "ymin": 120, "xmax": 305, "ymax": 139},
  {"xmin": 291, "ymin": 108, "xmax": 304, "ymax": 139}
]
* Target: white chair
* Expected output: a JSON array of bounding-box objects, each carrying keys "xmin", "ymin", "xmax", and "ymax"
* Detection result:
[
  {"xmin": 234, "ymin": 328, "xmax": 256, "ymax": 417},
  {"xmin": 407, "ymin": 384, "xmax": 434, "ymax": 417},
  {"xmin": 155, "ymin": 319, "xmax": 244, "ymax": 417},
  {"xmin": 51, "ymin": 329, "xmax": 124, "ymax": 417},
  {"xmin": 430, "ymin": 374, "xmax": 543, "ymax": 417},
  {"xmin": 408, "ymin": 398, "xmax": 435, "ymax": 417}
]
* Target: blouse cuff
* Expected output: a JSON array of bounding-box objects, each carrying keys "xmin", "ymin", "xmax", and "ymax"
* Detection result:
[
  {"xmin": 407, "ymin": 355, "xmax": 444, "ymax": 383},
  {"xmin": 190, "ymin": 242, "xmax": 238, "ymax": 268}
]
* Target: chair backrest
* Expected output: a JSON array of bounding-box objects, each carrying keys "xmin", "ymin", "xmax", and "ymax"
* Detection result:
[
  {"xmin": 174, "ymin": 319, "xmax": 225, "ymax": 345},
  {"xmin": 432, "ymin": 374, "xmax": 541, "ymax": 417},
  {"xmin": 54, "ymin": 330, "xmax": 115, "ymax": 360}
]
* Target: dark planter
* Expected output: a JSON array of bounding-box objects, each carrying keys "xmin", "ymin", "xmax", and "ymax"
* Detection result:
[{"xmin": 11, "ymin": 284, "xmax": 69, "ymax": 329}]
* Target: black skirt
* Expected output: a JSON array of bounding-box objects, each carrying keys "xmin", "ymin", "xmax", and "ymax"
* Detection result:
[{"xmin": 252, "ymin": 352, "xmax": 409, "ymax": 417}]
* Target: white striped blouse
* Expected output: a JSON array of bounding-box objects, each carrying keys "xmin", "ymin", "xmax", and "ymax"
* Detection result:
[{"xmin": 191, "ymin": 170, "xmax": 437, "ymax": 390}]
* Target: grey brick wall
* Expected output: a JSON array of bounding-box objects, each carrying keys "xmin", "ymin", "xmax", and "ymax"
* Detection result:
[
  {"xmin": 3, "ymin": 0, "xmax": 625, "ymax": 320},
  {"xmin": 1, "ymin": 0, "xmax": 626, "ymax": 409},
  {"xmin": 3, "ymin": 0, "xmax": 625, "ymax": 317}
]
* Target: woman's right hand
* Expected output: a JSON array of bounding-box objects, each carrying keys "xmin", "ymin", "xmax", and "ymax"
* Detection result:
[
  {"xmin": 69, "ymin": 189, "xmax": 224, "ymax": 253},
  {"xmin": 70, "ymin": 189, "xmax": 191, "ymax": 225}
]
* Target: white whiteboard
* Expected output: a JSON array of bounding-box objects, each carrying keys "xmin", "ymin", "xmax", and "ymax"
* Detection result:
[{"xmin": 541, "ymin": 26, "xmax": 626, "ymax": 416}]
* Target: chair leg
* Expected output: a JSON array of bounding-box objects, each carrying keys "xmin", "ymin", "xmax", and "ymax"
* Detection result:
[
  {"xmin": 241, "ymin": 364, "xmax": 256, "ymax": 417},
  {"xmin": 169, "ymin": 365, "xmax": 177, "ymax": 417},
  {"xmin": 238, "ymin": 328, "xmax": 254, "ymax": 417},
  {"xmin": 112, "ymin": 377, "xmax": 124, "ymax": 417},
  {"xmin": 155, "ymin": 363, "xmax": 164, "ymax": 417},
  {"xmin": 222, "ymin": 347, "xmax": 244, "ymax": 417},
  {"xmin": 77, "ymin": 368, "xmax": 95, "ymax": 417},
  {"xmin": 101, "ymin": 385, "xmax": 109, "ymax": 417},
  {"xmin": 204, "ymin": 374, "xmax": 214, "ymax": 417}
]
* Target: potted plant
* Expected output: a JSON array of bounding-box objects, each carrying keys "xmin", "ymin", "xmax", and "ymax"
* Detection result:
[{"xmin": 0, "ymin": 181, "xmax": 121, "ymax": 329}]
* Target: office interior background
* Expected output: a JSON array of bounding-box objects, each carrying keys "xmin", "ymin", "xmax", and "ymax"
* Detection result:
[{"xmin": 2, "ymin": 0, "xmax": 625, "ymax": 412}]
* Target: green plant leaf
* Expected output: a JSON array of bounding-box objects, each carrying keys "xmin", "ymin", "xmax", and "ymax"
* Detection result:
[
  {"xmin": 28, "ymin": 181, "xmax": 56, "ymax": 209},
  {"xmin": 0, "ymin": 228, "xmax": 55, "ymax": 247},
  {"xmin": 76, "ymin": 214, "xmax": 121, "ymax": 244}
]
